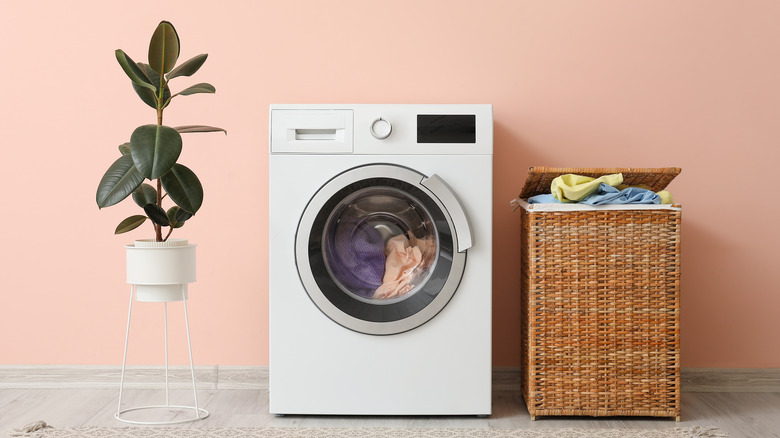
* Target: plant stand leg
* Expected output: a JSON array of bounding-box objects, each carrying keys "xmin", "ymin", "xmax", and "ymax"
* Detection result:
[
  {"xmin": 164, "ymin": 301, "xmax": 170, "ymax": 407},
  {"xmin": 116, "ymin": 285, "xmax": 135, "ymax": 419},
  {"xmin": 182, "ymin": 285, "xmax": 202, "ymax": 418}
]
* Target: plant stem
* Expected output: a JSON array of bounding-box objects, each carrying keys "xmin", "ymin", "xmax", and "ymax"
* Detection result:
[
  {"xmin": 154, "ymin": 77, "xmax": 165, "ymax": 242},
  {"xmin": 163, "ymin": 226, "xmax": 174, "ymax": 242},
  {"xmin": 155, "ymin": 178, "xmax": 163, "ymax": 241},
  {"xmin": 157, "ymin": 74, "xmax": 165, "ymax": 125}
]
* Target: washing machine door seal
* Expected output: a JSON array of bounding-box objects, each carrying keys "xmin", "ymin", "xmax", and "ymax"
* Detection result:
[{"xmin": 295, "ymin": 164, "xmax": 472, "ymax": 335}]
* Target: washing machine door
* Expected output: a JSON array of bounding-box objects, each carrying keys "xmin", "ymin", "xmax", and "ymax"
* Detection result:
[{"xmin": 295, "ymin": 164, "xmax": 472, "ymax": 335}]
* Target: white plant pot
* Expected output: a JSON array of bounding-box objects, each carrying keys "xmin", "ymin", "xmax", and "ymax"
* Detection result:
[{"xmin": 126, "ymin": 239, "xmax": 196, "ymax": 302}]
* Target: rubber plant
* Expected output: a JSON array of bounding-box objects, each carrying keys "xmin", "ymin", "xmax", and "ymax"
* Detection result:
[{"xmin": 96, "ymin": 21, "xmax": 225, "ymax": 242}]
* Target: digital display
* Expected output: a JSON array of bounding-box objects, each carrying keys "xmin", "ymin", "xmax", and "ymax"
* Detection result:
[{"xmin": 417, "ymin": 115, "xmax": 476, "ymax": 144}]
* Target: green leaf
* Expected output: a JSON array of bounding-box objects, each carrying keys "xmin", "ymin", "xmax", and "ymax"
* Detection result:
[
  {"xmin": 132, "ymin": 183, "xmax": 157, "ymax": 208},
  {"xmin": 174, "ymin": 125, "xmax": 227, "ymax": 135},
  {"xmin": 174, "ymin": 83, "xmax": 215, "ymax": 97},
  {"xmin": 161, "ymin": 163, "xmax": 203, "ymax": 214},
  {"xmin": 130, "ymin": 124, "xmax": 182, "ymax": 179},
  {"xmin": 175, "ymin": 207, "xmax": 193, "ymax": 222},
  {"xmin": 115, "ymin": 215, "xmax": 147, "ymax": 234},
  {"xmin": 167, "ymin": 206, "xmax": 193, "ymax": 229},
  {"xmin": 132, "ymin": 63, "xmax": 171, "ymax": 109},
  {"xmin": 96, "ymin": 154, "xmax": 145, "ymax": 208},
  {"xmin": 143, "ymin": 203, "xmax": 170, "ymax": 227},
  {"xmin": 118, "ymin": 142, "xmax": 131, "ymax": 155},
  {"xmin": 148, "ymin": 21, "xmax": 180, "ymax": 74},
  {"xmin": 132, "ymin": 79, "xmax": 157, "ymax": 109},
  {"xmin": 167, "ymin": 54, "xmax": 208, "ymax": 80},
  {"xmin": 141, "ymin": 63, "xmax": 171, "ymax": 99},
  {"xmin": 115, "ymin": 49, "xmax": 155, "ymax": 91}
]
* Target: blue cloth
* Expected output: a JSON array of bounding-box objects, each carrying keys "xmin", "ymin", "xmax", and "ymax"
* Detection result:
[
  {"xmin": 580, "ymin": 183, "xmax": 661, "ymax": 205},
  {"xmin": 528, "ymin": 183, "xmax": 660, "ymax": 205},
  {"xmin": 527, "ymin": 194, "xmax": 561, "ymax": 204}
]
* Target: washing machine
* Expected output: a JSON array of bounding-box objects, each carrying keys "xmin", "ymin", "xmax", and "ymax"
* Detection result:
[{"xmin": 268, "ymin": 104, "xmax": 492, "ymax": 415}]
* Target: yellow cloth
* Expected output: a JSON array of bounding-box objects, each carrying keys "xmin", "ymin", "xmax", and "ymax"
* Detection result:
[
  {"xmin": 551, "ymin": 173, "xmax": 624, "ymax": 202},
  {"xmin": 657, "ymin": 190, "xmax": 673, "ymax": 204}
]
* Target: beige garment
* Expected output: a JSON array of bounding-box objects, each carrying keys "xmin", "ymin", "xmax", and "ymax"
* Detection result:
[{"xmin": 373, "ymin": 234, "xmax": 431, "ymax": 300}]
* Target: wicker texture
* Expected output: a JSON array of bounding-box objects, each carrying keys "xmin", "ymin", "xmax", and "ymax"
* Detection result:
[
  {"xmin": 518, "ymin": 167, "xmax": 681, "ymax": 199},
  {"xmin": 519, "ymin": 168, "xmax": 681, "ymax": 420}
]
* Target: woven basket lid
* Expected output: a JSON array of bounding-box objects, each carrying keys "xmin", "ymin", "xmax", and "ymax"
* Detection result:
[{"xmin": 518, "ymin": 166, "xmax": 681, "ymax": 198}]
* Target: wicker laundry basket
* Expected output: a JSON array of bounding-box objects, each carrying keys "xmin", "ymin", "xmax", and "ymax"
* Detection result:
[{"xmin": 515, "ymin": 167, "xmax": 682, "ymax": 421}]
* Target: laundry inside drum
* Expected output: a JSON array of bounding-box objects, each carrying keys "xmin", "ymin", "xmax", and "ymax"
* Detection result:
[{"xmin": 322, "ymin": 186, "xmax": 438, "ymax": 304}]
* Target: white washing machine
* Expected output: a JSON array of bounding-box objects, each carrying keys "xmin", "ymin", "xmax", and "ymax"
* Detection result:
[{"xmin": 269, "ymin": 104, "xmax": 492, "ymax": 415}]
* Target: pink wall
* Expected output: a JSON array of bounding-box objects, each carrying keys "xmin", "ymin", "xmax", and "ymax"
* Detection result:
[{"xmin": 1, "ymin": 1, "xmax": 778, "ymax": 367}]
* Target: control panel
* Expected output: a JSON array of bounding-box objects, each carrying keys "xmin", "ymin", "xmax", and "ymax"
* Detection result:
[{"xmin": 270, "ymin": 104, "xmax": 492, "ymax": 155}]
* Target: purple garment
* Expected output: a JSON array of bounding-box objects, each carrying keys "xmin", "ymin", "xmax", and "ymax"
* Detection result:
[{"xmin": 324, "ymin": 218, "xmax": 385, "ymax": 298}]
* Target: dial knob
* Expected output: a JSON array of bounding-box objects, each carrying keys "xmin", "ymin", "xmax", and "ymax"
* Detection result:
[{"xmin": 370, "ymin": 117, "xmax": 392, "ymax": 140}]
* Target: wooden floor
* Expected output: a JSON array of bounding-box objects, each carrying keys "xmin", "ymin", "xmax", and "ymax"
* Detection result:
[{"xmin": 1, "ymin": 389, "xmax": 778, "ymax": 437}]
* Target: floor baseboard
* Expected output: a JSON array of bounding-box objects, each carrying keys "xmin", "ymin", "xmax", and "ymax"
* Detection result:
[
  {"xmin": 680, "ymin": 367, "xmax": 780, "ymax": 392},
  {"xmin": 1, "ymin": 365, "xmax": 778, "ymax": 392},
  {"xmin": 0, "ymin": 365, "xmax": 267, "ymax": 390},
  {"xmin": 496, "ymin": 367, "xmax": 780, "ymax": 393}
]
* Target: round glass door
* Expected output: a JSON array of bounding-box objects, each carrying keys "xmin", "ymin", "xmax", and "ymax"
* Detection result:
[{"xmin": 295, "ymin": 164, "xmax": 470, "ymax": 335}]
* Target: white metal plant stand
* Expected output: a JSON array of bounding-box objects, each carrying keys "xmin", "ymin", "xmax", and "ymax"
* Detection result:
[{"xmin": 116, "ymin": 240, "xmax": 209, "ymax": 425}]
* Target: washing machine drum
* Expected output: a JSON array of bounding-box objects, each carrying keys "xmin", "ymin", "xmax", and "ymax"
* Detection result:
[{"xmin": 295, "ymin": 164, "xmax": 471, "ymax": 335}]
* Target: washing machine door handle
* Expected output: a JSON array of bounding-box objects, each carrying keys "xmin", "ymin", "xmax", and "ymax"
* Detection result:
[{"xmin": 421, "ymin": 174, "xmax": 473, "ymax": 253}]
